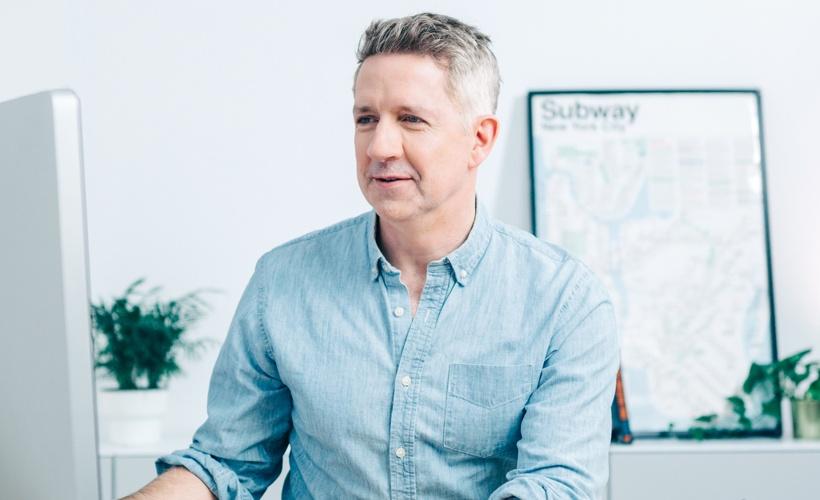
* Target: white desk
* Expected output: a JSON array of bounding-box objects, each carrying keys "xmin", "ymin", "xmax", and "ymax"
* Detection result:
[
  {"xmin": 608, "ymin": 438, "xmax": 820, "ymax": 500},
  {"xmin": 100, "ymin": 438, "xmax": 820, "ymax": 499},
  {"xmin": 98, "ymin": 437, "xmax": 286, "ymax": 500},
  {"xmin": 98, "ymin": 438, "xmax": 186, "ymax": 500}
]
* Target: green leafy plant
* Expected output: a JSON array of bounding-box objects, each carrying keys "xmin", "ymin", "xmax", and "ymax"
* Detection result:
[
  {"xmin": 774, "ymin": 349, "xmax": 820, "ymax": 401},
  {"xmin": 91, "ymin": 278, "xmax": 217, "ymax": 390},
  {"xmin": 686, "ymin": 349, "xmax": 820, "ymax": 439}
]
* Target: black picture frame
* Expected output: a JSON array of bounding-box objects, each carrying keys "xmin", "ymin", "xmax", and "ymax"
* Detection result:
[{"xmin": 527, "ymin": 89, "xmax": 779, "ymax": 439}]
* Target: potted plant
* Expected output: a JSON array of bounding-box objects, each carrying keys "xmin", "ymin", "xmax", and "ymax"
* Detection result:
[
  {"xmin": 778, "ymin": 349, "xmax": 820, "ymax": 439},
  {"xmin": 688, "ymin": 349, "xmax": 820, "ymax": 439},
  {"xmin": 91, "ymin": 278, "xmax": 215, "ymax": 446}
]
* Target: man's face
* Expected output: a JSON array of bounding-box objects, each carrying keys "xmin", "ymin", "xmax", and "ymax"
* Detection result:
[{"xmin": 353, "ymin": 53, "xmax": 477, "ymax": 223}]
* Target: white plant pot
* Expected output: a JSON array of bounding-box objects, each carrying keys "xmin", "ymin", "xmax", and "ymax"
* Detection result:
[{"xmin": 97, "ymin": 388, "xmax": 168, "ymax": 447}]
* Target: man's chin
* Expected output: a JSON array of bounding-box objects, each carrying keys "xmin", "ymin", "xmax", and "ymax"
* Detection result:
[{"xmin": 370, "ymin": 200, "xmax": 419, "ymax": 224}]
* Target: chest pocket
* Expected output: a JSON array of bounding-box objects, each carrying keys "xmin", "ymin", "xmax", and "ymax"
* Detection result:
[{"xmin": 443, "ymin": 363, "xmax": 533, "ymax": 458}]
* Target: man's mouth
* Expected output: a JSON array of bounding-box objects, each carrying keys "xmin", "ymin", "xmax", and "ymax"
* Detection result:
[{"xmin": 374, "ymin": 176, "xmax": 412, "ymax": 183}]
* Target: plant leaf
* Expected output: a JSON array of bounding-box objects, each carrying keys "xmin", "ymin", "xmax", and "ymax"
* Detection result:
[
  {"xmin": 694, "ymin": 413, "xmax": 718, "ymax": 424},
  {"xmin": 742, "ymin": 362, "xmax": 767, "ymax": 393},
  {"xmin": 727, "ymin": 395, "xmax": 746, "ymax": 416}
]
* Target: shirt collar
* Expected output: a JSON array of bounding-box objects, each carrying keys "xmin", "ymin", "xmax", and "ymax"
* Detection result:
[{"xmin": 366, "ymin": 198, "xmax": 493, "ymax": 287}]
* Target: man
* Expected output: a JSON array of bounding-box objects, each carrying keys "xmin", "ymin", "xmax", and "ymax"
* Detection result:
[{"xmin": 128, "ymin": 12, "xmax": 618, "ymax": 500}]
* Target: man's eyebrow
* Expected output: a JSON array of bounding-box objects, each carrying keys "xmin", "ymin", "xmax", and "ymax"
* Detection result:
[
  {"xmin": 352, "ymin": 105, "xmax": 436, "ymax": 116},
  {"xmin": 353, "ymin": 105, "xmax": 375, "ymax": 114},
  {"xmin": 397, "ymin": 105, "xmax": 435, "ymax": 116}
]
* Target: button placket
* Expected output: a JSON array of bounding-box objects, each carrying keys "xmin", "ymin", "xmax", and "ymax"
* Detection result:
[
  {"xmin": 382, "ymin": 271, "xmax": 411, "ymax": 363},
  {"xmin": 387, "ymin": 266, "xmax": 455, "ymax": 499}
]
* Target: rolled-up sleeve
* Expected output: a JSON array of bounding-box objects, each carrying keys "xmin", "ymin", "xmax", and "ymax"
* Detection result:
[
  {"xmin": 156, "ymin": 257, "xmax": 292, "ymax": 500},
  {"xmin": 490, "ymin": 268, "xmax": 619, "ymax": 500}
]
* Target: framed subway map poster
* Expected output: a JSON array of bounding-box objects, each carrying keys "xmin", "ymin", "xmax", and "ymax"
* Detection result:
[{"xmin": 528, "ymin": 90, "xmax": 778, "ymax": 438}]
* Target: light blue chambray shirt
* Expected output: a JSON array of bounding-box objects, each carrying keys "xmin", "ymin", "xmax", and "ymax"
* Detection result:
[{"xmin": 156, "ymin": 201, "xmax": 619, "ymax": 500}]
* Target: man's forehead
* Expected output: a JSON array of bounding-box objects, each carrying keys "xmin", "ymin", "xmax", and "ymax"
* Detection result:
[{"xmin": 355, "ymin": 54, "xmax": 449, "ymax": 92}]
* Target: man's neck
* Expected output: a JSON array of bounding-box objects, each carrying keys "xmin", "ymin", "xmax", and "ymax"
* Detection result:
[{"xmin": 377, "ymin": 199, "xmax": 476, "ymax": 279}]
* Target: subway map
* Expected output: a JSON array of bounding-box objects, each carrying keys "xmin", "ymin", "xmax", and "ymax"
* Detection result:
[{"xmin": 530, "ymin": 92, "xmax": 775, "ymax": 434}]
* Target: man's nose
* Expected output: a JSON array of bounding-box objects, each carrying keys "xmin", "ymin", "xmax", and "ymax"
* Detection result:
[{"xmin": 366, "ymin": 121, "xmax": 402, "ymax": 162}]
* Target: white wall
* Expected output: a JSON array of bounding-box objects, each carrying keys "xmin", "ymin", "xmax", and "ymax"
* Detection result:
[{"xmin": 2, "ymin": 0, "xmax": 818, "ymax": 445}]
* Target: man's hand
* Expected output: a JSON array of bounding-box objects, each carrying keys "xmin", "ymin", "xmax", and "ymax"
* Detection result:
[{"xmin": 121, "ymin": 466, "xmax": 216, "ymax": 500}]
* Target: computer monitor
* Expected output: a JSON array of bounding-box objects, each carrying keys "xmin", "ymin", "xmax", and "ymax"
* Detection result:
[{"xmin": 0, "ymin": 90, "xmax": 101, "ymax": 500}]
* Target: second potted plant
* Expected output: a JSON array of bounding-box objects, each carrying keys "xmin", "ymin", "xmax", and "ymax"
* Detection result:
[{"xmin": 91, "ymin": 278, "xmax": 215, "ymax": 446}]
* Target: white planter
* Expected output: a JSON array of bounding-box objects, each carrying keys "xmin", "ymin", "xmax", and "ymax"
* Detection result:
[
  {"xmin": 792, "ymin": 399, "xmax": 820, "ymax": 439},
  {"xmin": 97, "ymin": 388, "xmax": 168, "ymax": 447}
]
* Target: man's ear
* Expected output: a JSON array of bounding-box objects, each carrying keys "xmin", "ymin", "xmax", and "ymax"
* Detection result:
[{"xmin": 468, "ymin": 115, "xmax": 500, "ymax": 170}]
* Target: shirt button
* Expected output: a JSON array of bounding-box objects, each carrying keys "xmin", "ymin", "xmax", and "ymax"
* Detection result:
[
  {"xmin": 459, "ymin": 269, "xmax": 468, "ymax": 279},
  {"xmin": 401, "ymin": 375, "xmax": 412, "ymax": 387},
  {"xmin": 393, "ymin": 306, "xmax": 405, "ymax": 318},
  {"xmin": 395, "ymin": 447, "xmax": 406, "ymax": 459}
]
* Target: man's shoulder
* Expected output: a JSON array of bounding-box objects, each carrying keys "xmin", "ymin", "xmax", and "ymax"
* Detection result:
[
  {"xmin": 488, "ymin": 218, "xmax": 570, "ymax": 266},
  {"xmin": 257, "ymin": 211, "xmax": 371, "ymax": 268},
  {"xmin": 487, "ymin": 217, "xmax": 609, "ymax": 303}
]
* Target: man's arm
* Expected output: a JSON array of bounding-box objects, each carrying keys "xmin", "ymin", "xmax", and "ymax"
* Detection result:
[
  {"xmin": 490, "ymin": 268, "xmax": 620, "ymax": 500},
  {"xmin": 122, "ymin": 466, "xmax": 216, "ymax": 500},
  {"xmin": 131, "ymin": 257, "xmax": 292, "ymax": 499}
]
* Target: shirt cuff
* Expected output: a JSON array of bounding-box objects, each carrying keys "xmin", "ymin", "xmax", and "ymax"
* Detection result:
[
  {"xmin": 155, "ymin": 448, "xmax": 255, "ymax": 500},
  {"xmin": 488, "ymin": 476, "xmax": 550, "ymax": 500}
]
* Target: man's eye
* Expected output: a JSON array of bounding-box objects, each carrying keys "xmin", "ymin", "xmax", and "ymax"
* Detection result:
[
  {"xmin": 356, "ymin": 116, "xmax": 376, "ymax": 125},
  {"xmin": 401, "ymin": 115, "xmax": 425, "ymax": 124}
]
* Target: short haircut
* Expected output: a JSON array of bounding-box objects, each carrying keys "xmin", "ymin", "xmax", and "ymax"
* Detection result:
[{"xmin": 354, "ymin": 12, "xmax": 501, "ymax": 119}]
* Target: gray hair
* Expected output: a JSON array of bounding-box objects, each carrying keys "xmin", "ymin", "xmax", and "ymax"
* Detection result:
[{"xmin": 354, "ymin": 12, "xmax": 501, "ymax": 119}]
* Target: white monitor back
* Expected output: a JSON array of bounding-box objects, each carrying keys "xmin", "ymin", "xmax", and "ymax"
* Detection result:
[{"xmin": 0, "ymin": 90, "xmax": 101, "ymax": 500}]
